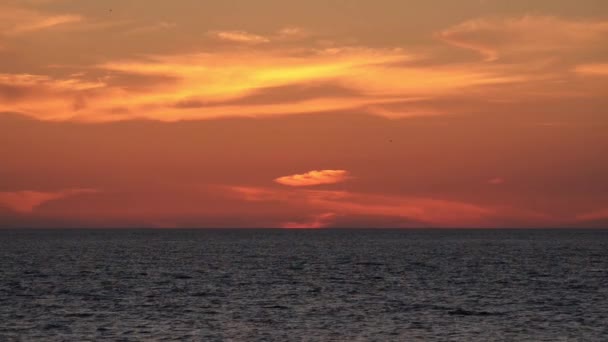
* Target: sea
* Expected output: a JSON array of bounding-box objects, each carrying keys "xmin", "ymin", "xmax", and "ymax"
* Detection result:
[{"xmin": 1, "ymin": 229, "xmax": 607, "ymax": 341}]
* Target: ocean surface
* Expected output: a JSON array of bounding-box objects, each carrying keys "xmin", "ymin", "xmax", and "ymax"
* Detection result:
[{"xmin": 1, "ymin": 229, "xmax": 607, "ymax": 341}]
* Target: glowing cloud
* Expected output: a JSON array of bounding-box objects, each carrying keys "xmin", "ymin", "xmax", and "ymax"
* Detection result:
[
  {"xmin": 0, "ymin": 73, "xmax": 106, "ymax": 120},
  {"xmin": 11, "ymin": 45, "xmax": 522, "ymax": 122},
  {"xmin": 275, "ymin": 170, "xmax": 350, "ymax": 187}
]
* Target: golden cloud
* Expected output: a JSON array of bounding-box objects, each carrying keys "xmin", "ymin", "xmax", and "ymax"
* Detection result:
[
  {"xmin": 275, "ymin": 170, "xmax": 350, "ymax": 187},
  {"xmin": 0, "ymin": 73, "xmax": 106, "ymax": 120},
  {"xmin": 0, "ymin": 14, "xmax": 595, "ymax": 123},
  {"xmin": 0, "ymin": 44, "xmax": 525, "ymax": 122}
]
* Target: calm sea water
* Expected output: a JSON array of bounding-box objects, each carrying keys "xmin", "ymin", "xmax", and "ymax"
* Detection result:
[{"xmin": 1, "ymin": 229, "xmax": 607, "ymax": 341}]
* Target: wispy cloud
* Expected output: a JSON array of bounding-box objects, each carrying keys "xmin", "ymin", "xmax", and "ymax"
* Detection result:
[
  {"xmin": 8, "ymin": 14, "xmax": 83, "ymax": 34},
  {"xmin": 228, "ymin": 186, "xmax": 499, "ymax": 227},
  {"xmin": 0, "ymin": 5, "xmax": 83, "ymax": 35},
  {"xmin": 0, "ymin": 189, "xmax": 98, "ymax": 213},
  {"xmin": 173, "ymin": 81, "xmax": 361, "ymax": 108},
  {"xmin": 126, "ymin": 21, "xmax": 176, "ymax": 35},
  {"xmin": 488, "ymin": 177, "xmax": 505, "ymax": 185},
  {"xmin": 208, "ymin": 27, "xmax": 309, "ymax": 45},
  {"xmin": 276, "ymin": 27, "xmax": 309, "ymax": 40},
  {"xmin": 438, "ymin": 16, "xmax": 608, "ymax": 62},
  {"xmin": 282, "ymin": 213, "xmax": 336, "ymax": 228},
  {"xmin": 27, "ymin": 45, "xmax": 519, "ymax": 122},
  {"xmin": 576, "ymin": 208, "xmax": 608, "ymax": 222},
  {"xmin": 0, "ymin": 73, "xmax": 106, "ymax": 120},
  {"xmin": 208, "ymin": 30, "xmax": 270, "ymax": 44},
  {"xmin": 574, "ymin": 63, "xmax": 608, "ymax": 76},
  {"xmin": 0, "ymin": 12, "xmax": 603, "ymax": 124}
]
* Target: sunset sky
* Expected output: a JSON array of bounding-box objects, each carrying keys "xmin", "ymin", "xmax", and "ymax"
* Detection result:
[{"xmin": 1, "ymin": 0, "xmax": 607, "ymax": 228}]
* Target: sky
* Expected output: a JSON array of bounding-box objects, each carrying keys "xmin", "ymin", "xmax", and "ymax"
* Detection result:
[{"xmin": 1, "ymin": 0, "xmax": 607, "ymax": 228}]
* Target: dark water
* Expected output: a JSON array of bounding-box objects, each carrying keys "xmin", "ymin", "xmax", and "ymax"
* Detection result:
[{"xmin": 1, "ymin": 229, "xmax": 607, "ymax": 341}]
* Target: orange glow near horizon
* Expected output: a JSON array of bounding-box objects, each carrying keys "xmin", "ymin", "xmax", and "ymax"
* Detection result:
[{"xmin": 1, "ymin": 0, "xmax": 607, "ymax": 228}]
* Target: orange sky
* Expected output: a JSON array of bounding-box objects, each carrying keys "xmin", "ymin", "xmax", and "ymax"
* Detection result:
[{"xmin": 1, "ymin": 0, "xmax": 607, "ymax": 228}]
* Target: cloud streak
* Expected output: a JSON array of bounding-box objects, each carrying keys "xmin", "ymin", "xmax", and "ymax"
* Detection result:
[
  {"xmin": 228, "ymin": 186, "xmax": 502, "ymax": 227},
  {"xmin": 0, "ymin": 189, "xmax": 98, "ymax": 214},
  {"xmin": 576, "ymin": 208, "xmax": 608, "ymax": 222},
  {"xmin": 1, "ymin": 45, "xmax": 528, "ymax": 122},
  {"xmin": 575, "ymin": 63, "xmax": 608, "ymax": 76},
  {"xmin": 0, "ymin": 5, "xmax": 83, "ymax": 35},
  {"xmin": 438, "ymin": 16, "xmax": 608, "ymax": 62},
  {"xmin": 8, "ymin": 14, "xmax": 83, "ymax": 34},
  {"xmin": 282, "ymin": 213, "xmax": 337, "ymax": 229},
  {"xmin": 208, "ymin": 30, "xmax": 270, "ymax": 44}
]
